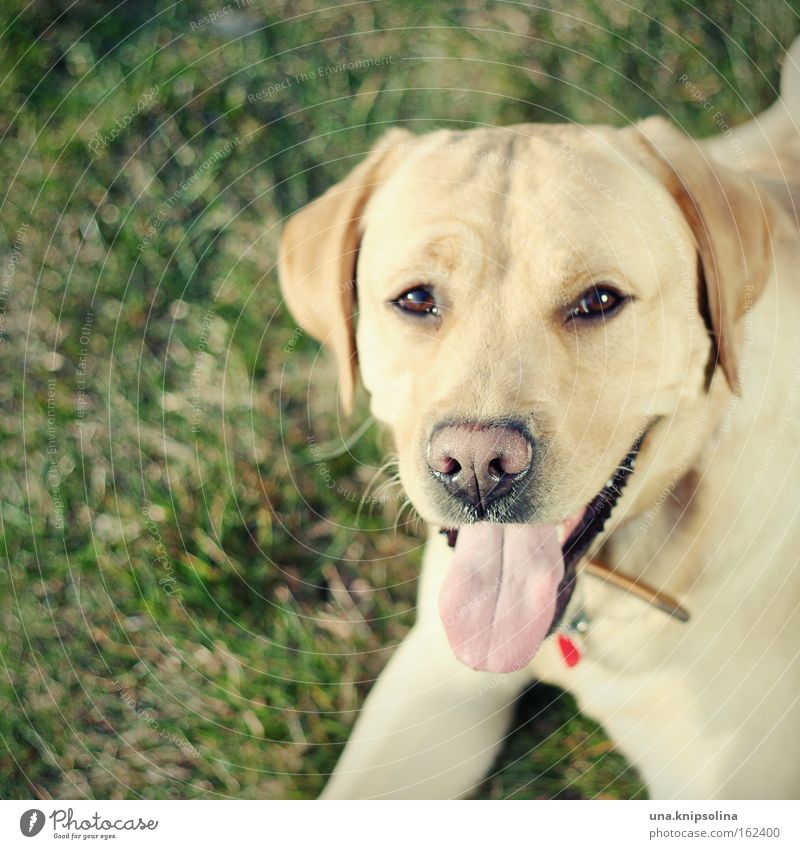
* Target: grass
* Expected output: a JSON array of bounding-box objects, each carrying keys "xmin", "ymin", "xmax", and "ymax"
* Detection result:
[{"xmin": 1, "ymin": 0, "xmax": 797, "ymax": 799}]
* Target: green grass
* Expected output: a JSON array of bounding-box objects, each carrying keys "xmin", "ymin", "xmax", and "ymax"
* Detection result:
[{"xmin": 1, "ymin": 0, "xmax": 797, "ymax": 799}]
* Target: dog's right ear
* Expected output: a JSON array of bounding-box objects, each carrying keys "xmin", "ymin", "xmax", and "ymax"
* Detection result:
[{"xmin": 278, "ymin": 129, "xmax": 411, "ymax": 413}]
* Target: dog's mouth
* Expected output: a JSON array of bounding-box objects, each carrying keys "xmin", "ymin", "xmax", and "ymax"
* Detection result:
[{"xmin": 438, "ymin": 436, "xmax": 642, "ymax": 674}]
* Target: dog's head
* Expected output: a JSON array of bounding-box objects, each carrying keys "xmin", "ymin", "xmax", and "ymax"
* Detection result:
[{"xmin": 279, "ymin": 120, "xmax": 778, "ymax": 672}]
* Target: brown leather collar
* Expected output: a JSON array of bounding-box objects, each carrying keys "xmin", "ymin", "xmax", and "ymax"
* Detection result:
[{"xmin": 584, "ymin": 558, "xmax": 690, "ymax": 622}]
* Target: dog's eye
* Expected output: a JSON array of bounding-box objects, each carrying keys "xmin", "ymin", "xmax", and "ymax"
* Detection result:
[
  {"xmin": 569, "ymin": 286, "xmax": 627, "ymax": 320},
  {"xmin": 393, "ymin": 286, "xmax": 439, "ymax": 316}
]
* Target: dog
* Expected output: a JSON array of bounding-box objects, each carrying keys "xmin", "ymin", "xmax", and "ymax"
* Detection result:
[{"xmin": 278, "ymin": 39, "xmax": 800, "ymax": 799}]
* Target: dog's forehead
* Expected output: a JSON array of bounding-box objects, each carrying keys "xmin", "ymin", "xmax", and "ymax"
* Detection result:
[{"xmin": 363, "ymin": 125, "xmax": 687, "ymax": 278}]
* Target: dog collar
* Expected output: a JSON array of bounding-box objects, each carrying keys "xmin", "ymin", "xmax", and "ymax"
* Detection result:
[
  {"xmin": 557, "ymin": 560, "xmax": 689, "ymax": 668},
  {"xmin": 584, "ymin": 558, "xmax": 689, "ymax": 622}
]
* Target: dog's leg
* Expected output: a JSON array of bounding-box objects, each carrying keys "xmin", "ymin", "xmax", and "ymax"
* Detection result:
[
  {"xmin": 320, "ymin": 533, "xmax": 535, "ymax": 799},
  {"xmin": 320, "ymin": 620, "xmax": 529, "ymax": 798}
]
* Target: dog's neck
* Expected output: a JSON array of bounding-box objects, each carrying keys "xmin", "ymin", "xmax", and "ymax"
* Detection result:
[{"xmin": 600, "ymin": 253, "xmax": 797, "ymax": 607}]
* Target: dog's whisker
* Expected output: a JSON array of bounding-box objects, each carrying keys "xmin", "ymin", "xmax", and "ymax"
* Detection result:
[
  {"xmin": 372, "ymin": 473, "xmax": 402, "ymax": 499},
  {"xmin": 361, "ymin": 476, "xmax": 405, "ymax": 523},
  {"xmin": 362, "ymin": 453, "xmax": 399, "ymax": 500},
  {"xmin": 357, "ymin": 455, "xmax": 401, "ymax": 524},
  {"xmin": 393, "ymin": 498, "xmax": 411, "ymax": 533},
  {"xmin": 393, "ymin": 496, "xmax": 424, "ymax": 534}
]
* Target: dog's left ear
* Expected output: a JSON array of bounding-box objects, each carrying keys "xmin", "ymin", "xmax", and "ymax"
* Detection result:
[
  {"xmin": 629, "ymin": 117, "xmax": 780, "ymax": 394},
  {"xmin": 278, "ymin": 129, "xmax": 411, "ymax": 413}
]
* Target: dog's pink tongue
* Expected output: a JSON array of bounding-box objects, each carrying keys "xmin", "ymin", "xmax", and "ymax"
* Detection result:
[{"xmin": 439, "ymin": 523, "xmax": 564, "ymax": 673}]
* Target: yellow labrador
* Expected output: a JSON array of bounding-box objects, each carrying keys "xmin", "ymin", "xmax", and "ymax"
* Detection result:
[{"xmin": 279, "ymin": 41, "xmax": 800, "ymax": 799}]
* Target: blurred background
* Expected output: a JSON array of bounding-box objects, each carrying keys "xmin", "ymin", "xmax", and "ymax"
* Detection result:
[{"xmin": 1, "ymin": 0, "xmax": 797, "ymax": 799}]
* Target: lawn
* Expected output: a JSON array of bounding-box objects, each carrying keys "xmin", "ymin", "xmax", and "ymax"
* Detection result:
[{"xmin": 1, "ymin": 0, "xmax": 797, "ymax": 799}]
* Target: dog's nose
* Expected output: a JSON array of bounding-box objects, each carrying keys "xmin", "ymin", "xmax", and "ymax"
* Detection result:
[{"xmin": 427, "ymin": 422, "xmax": 533, "ymax": 510}]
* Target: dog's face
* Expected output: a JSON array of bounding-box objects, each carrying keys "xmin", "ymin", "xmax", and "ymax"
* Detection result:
[
  {"xmin": 280, "ymin": 120, "xmax": 776, "ymax": 672},
  {"xmin": 355, "ymin": 126, "xmax": 708, "ymax": 528}
]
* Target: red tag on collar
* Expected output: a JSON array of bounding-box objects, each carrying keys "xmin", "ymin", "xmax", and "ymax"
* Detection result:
[{"xmin": 558, "ymin": 633, "xmax": 582, "ymax": 668}]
